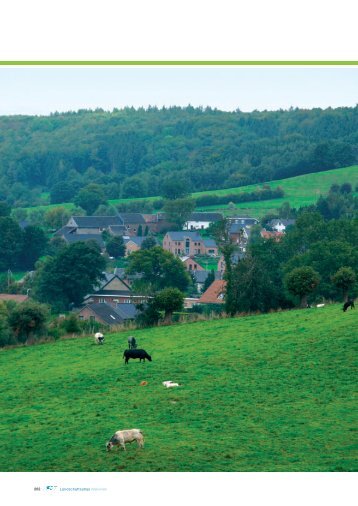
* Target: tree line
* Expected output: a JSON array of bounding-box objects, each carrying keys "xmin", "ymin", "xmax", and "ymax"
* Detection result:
[{"xmin": 0, "ymin": 105, "xmax": 357, "ymax": 207}]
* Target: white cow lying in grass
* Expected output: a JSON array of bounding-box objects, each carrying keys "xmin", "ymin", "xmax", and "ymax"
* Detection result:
[
  {"xmin": 162, "ymin": 381, "xmax": 181, "ymax": 388},
  {"xmin": 106, "ymin": 429, "xmax": 144, "ymax": 452}
]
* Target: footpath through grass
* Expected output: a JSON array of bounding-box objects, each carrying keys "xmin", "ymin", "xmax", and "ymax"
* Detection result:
[{"xmin": 0, "ymin": 304, "xmax": 356, "ymax": 472}]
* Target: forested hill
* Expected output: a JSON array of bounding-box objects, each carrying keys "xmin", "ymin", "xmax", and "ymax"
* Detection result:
[{"xmin": 0, "ymin": 105, "xmax": 357, "ymax": 207}]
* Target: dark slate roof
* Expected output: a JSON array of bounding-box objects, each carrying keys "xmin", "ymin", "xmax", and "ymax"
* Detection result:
[
  {"xmin": 63, "ymin": 234, "xmax": 105, "ymax": 248},
  {"xmin": 124, "ymin": 236, "xmax": 146, "ymax": 246},
  {"xmin": 108, "ymin": 225, "xmax": 127, "ymax": 236},
  {"xmin": 114, "ymin": 303, "xmax": 139, "ymax": 320},
  {"xmin": 114, "ymin": 268, "xmax": 143, "ymax": 281},
  {"xmin": 71, "ymin": 216, "xmax": 124, "ymax": 228},
  {"xmin": 117, "ymin": 213, "xmax": 146, "ymax": 225},
  {"xmin": 90, "ymin": 290, "xmax": 132, "ymax": 296},
  {"xmin": 268, "ymin": 219, "xmax": 296, "ymax": 227},
  {"xmin": 203, "ymin": 238, "xmax": 217, "ymax": 248},
  {"xmin": 166, "ymin": 231, "xmax": 203, "ymax": 241},
  {"xmin": 80, "ymin": 303, "xmax": 125, "ymax": 325},
  {"xmin": 188, "ymin": 212, "xmax": 223, "ymax": 222},
  {"xmin": 229, "ymin": 216, "xmax": 259, "ymax": 226},
  {"xmin": 192, "ymin": 270, "xmax": 222, "ymax": 283},
  {"xmin": 54, "ymin": 226, "xmax": 76, "ymax": 237}
]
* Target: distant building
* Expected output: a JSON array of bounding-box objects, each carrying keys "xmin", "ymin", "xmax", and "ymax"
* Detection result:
[
  {"xmin": 78, "ymin": 302, "xmax": 138, "ymax": 326},
  {"xmin": 267, "ymin": 219, "xmax": 295, "ymax": 232},
  {"xmin": 83, "ymin": 274, "xmax": 147, "ymax": 307},
  {"xmin": 0, "ymin": 294, "xmax": 29, "ymax": 303},
  {"xmin": 184, "ymin": 212, "xmax": 223, "ymax": 230},
  {"xmin": 163, "ymin": 231, "xmax": 218, "ymax": 257},
  {"xmin": 181, "ymin": 256, "xmax": 204, "ymax": 272},
  {"xmin": 198, "ymin": 280, "xmax": 227, "ymax": 304}
]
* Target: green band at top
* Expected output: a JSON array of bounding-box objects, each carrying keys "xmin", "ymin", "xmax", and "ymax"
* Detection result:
[{"xmin": 0, "ymin": 60, "xmax": 357, "ymax": 65}]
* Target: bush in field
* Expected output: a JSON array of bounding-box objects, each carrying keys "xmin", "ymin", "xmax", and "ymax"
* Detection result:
[{"xmin": 7, "ymin": 301, "xmax": 49, "ymax": 343}]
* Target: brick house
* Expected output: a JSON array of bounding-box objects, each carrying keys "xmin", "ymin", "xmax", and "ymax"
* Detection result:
[
  {"xmin": 163, "ymin": 231, "xmax": 218, "ymax": 257},
  {"xmin": 77, "ymin": 302, "xmax": 138, "ymax": 326},
  {"xmin": 181, "ymin": 256, "xmax": 204, "ymax": 272},
  {"xmin": 198, "ymin": 280, "xmax": 227, "ymax": 304},
  {"xmin": 83, "ymin": 275, "xmax": 147, "ymax": 307}
]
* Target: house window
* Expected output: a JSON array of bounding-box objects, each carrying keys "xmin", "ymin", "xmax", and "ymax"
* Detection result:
[
  {"xmin": 89, "ymin": 315, "xmax": 95, "ymax": 321},
  {"xmin": 98, "ymin": 298, "xmax": 105, "ymax": 303},
  {"xmin": 185, "ymin": 239, "xmax": 190, "ymax": 254},
  {"xmin": 79, "ymin": 315, "xmax": 84, "ymax": 320},
  {"xmin": 189, "ymin": 264, "xmax": 192, "ymax": 270}
]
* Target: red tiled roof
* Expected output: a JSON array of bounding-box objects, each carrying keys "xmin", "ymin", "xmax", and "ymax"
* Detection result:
[
  {"xmin": 0, "ymin": 294, "xmax": 28, "ymax": 303},
  {"xmin": 199, "ymin": 280, "xmax": 227, "ymax": 304}
]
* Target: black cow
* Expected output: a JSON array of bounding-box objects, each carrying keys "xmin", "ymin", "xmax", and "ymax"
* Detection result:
[
  {"xmin": 343, "ymin": 300, "xmax": 355, "ymax": 312},
  {"xmin": 127, "ymin": 336, "xmax": 137, "ymax": 349},
  {"xmin": 123, "ymin": 349, "xmax": 152, "ymax": 364}
]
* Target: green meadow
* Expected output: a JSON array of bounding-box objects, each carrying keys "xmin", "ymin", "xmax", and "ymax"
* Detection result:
[
  {"xmin": 0, "ymin": 303, "xmax": 356, "ymax": 472},
  {"xmin": 22, "ymin": 165, "xmax": 357, "ymax": 218}
]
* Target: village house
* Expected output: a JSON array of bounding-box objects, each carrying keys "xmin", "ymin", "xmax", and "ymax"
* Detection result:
[
  {"xmin": 192, "ymin": 270, "xmax": 223, "ymax": 293},
  {"xmin": 142, "ymin": 213, "xmax": 176, "ymax": 234},
  {"xmin": 181, "ymin": 256, "xmax": 204, "ymax": 272},
  {"xmin": 0, "ymin": 294, "xmax": 29, "ymax": 303},
  {"xmin": 218, "ymin": 251, "xmax": 245, "ymax": 274},
  {"xmin": 83, "ymin": 274, "xmax": 147, "ymax": 307},
  {"xmin": 198, "ymin": 279, "xmax": 227, "ymax": 304},
  {"xmin": 267, "ymin": 219, "xmax": 295, "ymax": 232},
  {"xmin": 227, "ymin": 216, "xmax": 259, "ymax": 227},
  {"xmin": 77, "ymin": 302, "xmax": 138, "ymax": 326},
  {"xmin": 184, "ymin": 212, "xmax": 223, "ymax": 230},
  {"xmin": 260, "ymin": 229, "xmax": 284, "ymax": 241},
  {"xmin": 162, "ymin": 231, "xmax": 218, "ymax": 257},
  {"xmin": 117, "ymin": 213, "xmax": 146, "ymax": 236},
  {"xmin": 124, "ymin": 236, "xmax": 159, "ymax": 256}
]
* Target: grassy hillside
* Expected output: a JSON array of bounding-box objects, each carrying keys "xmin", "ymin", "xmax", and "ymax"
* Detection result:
[
  {"xmin": 20, "ymin": 165, "xmax": 357, "ymax": 218},
  {"xmin": 0, "ymin": 304, "xmax": 356, "ymax": 472},
  {"xmin": 194, "ymin": 165, "xmax": 358, "ymax": 217}
]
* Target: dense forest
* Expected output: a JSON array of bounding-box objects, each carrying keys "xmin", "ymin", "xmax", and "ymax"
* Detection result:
[{"xmin": 0, "ymin": 105, "xmax": 357, "ymax": 207}]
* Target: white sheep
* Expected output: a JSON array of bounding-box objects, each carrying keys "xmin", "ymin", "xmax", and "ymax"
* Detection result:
[{"xmin": 106, "ymin": 429, "xmax": 144, "ymax": 451}]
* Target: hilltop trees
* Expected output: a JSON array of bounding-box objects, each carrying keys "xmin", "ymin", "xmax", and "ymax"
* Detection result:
[{"xmin": 0, "ymin": 106, "xmax": 357, "ymax": 207}]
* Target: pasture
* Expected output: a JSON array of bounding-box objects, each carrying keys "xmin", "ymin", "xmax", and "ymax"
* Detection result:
[
  {"xmin": 0, "ymin": 303, "xmax": 356, "ymax": 472},
  {"xmin": 22, "ymin": 165, "xmax": 358, "ymax": 218}
]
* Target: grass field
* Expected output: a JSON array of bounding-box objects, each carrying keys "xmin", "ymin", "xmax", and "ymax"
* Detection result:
[
  {"xmin": 195, "ymin": 165, "xmax": 358, "ymax": 217},
  {"xmin": 21, "ymin": 165, "xmax": 358, "ymax": 218},
  {"xmin": 0, "ymin": 303, "xmax": 356, "ymax": 472}
]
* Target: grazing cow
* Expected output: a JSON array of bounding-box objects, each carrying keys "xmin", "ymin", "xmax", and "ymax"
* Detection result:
[
  {"xmin": 94, "ymin": 332, "xmax": 104, "ymax": 344},
  {"xmin": 343, "ymin": 300, "xmax": 355, "ymax": 312},
  {"xmin": 123, "ymin": 349, "xmax": 152, "ymax": 364},
  {"xmin": 127, "ymin": 336, "xmax": 137, "ymax": 349},
  {"xmin": 106, "ymin": 429, "xmax": 144, "ymax": 452}
]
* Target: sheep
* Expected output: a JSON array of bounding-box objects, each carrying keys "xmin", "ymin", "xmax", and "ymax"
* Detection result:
[
  {"xmin": 94, "ymin": 332, "xmax": 104, "ymax": 344},
  {"xmin": 162, "ymin": 381, "xmax": 181, "ymax": 388},
  {"xmin": 106, "ymin": 429, "xmax": 144, "ymax": 452}
]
